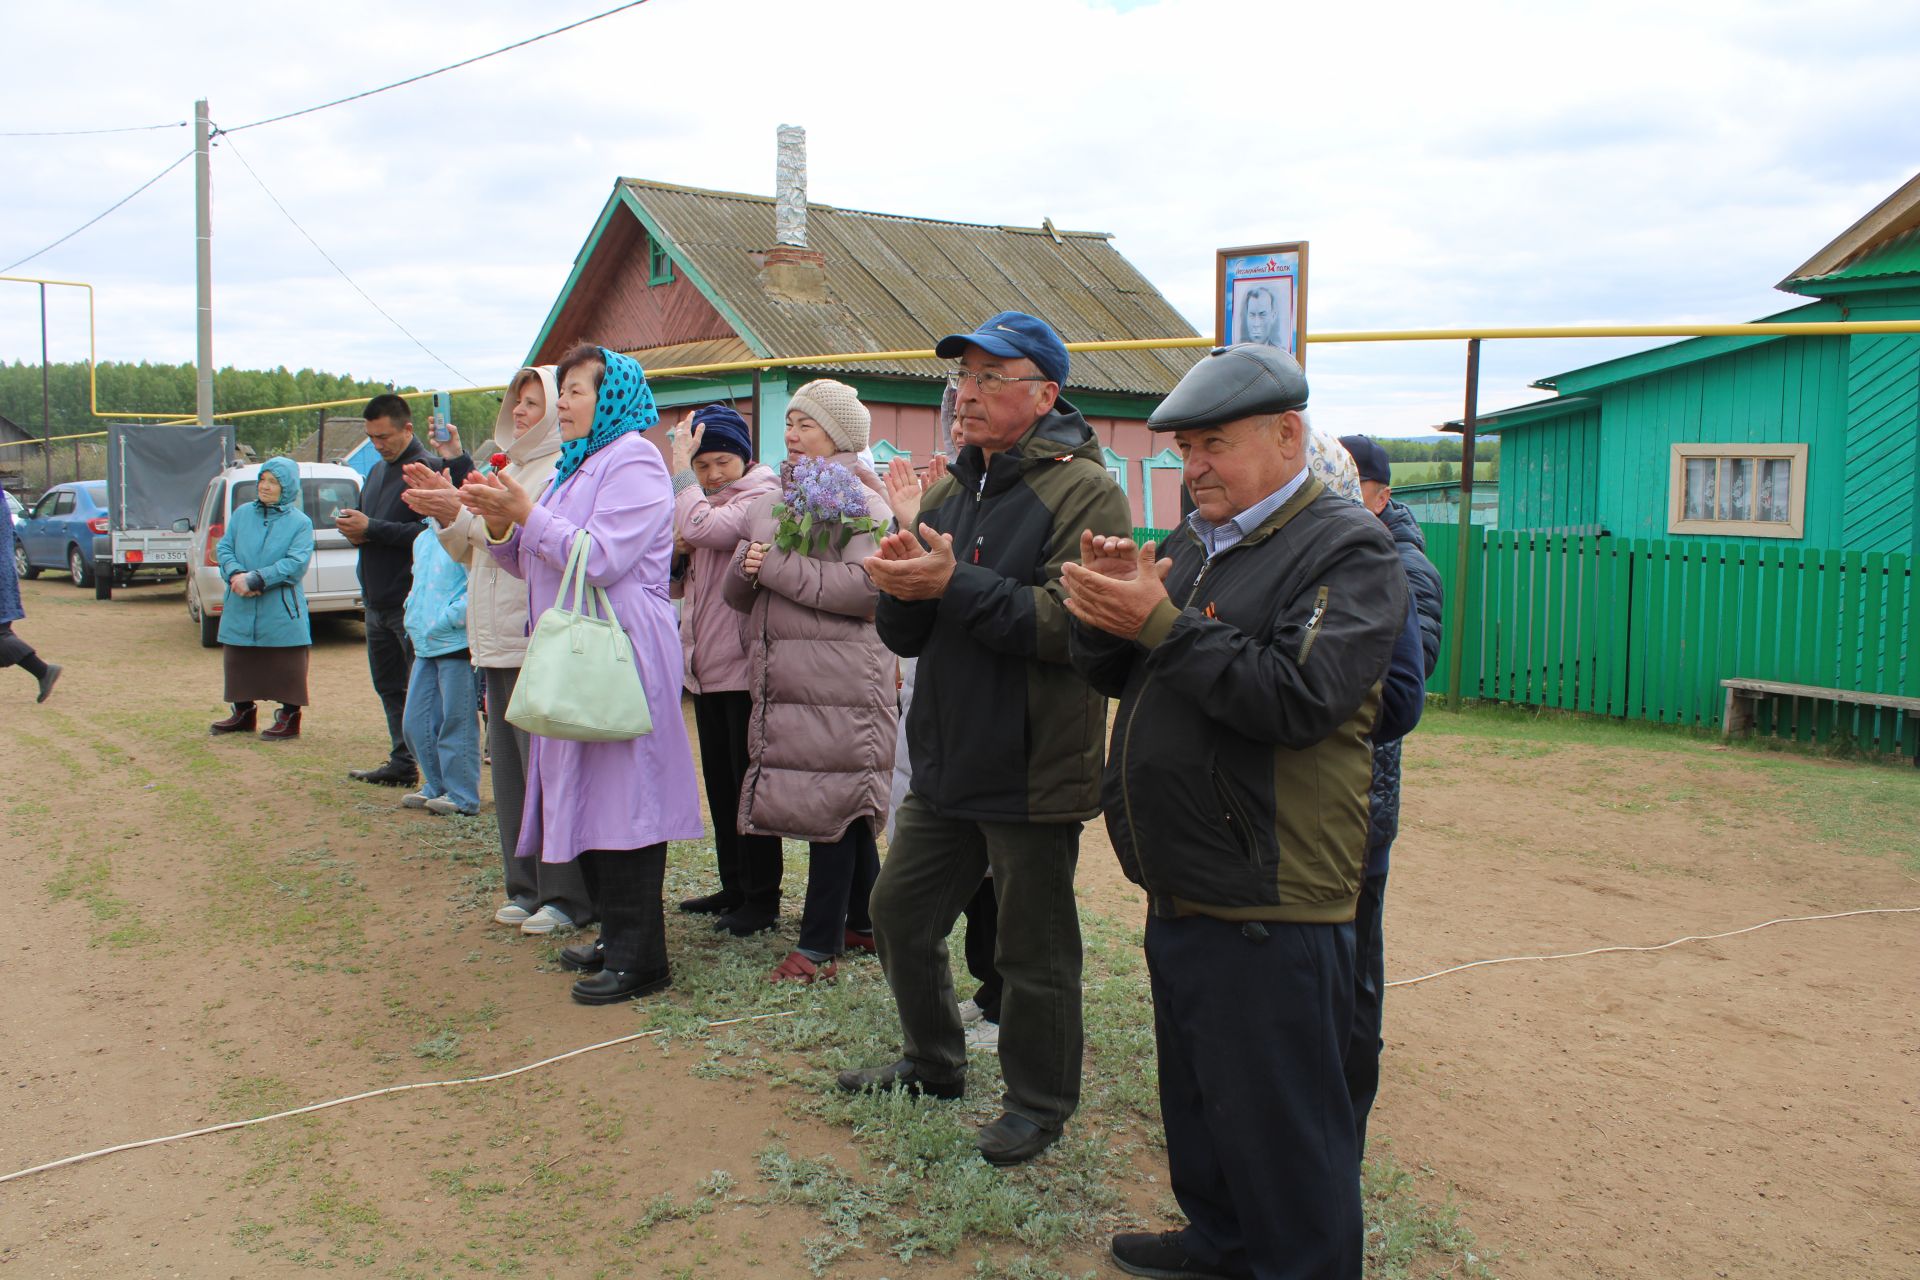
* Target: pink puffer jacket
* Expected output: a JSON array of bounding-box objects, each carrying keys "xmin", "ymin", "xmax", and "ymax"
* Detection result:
[
  {"xmin": 722, "ymin": 454, "xmax": 897, "ymax": 843},
  {"xmin": 674, "ymin": 464, "xmax": 780, "ymax": 694}
]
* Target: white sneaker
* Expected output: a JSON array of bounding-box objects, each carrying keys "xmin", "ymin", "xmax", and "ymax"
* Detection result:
[
  {"xmin": 958, "ymin": 999, "xmax": 985, "ymax": 1026},
  {"xmin": 401, "ymin": 792, "xmax": 433, "ymax": 809},
  {"xmin": 964, "ymin": 1019, "xmax": 1000, "ymax": 1053},
  {"xmin": 493, "ymin": 902, "xmax": 532, "ymax": 926},
  {"xmin": 520, "ymin": 904, "xmax": 576, "ymax": 935},
  {"xmin": 424, "ymin": 797, "xmax": 476, "ymax": 816}
]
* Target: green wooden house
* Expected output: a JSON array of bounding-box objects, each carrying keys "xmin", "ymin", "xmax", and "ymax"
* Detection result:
[{"xmin": 1465, "ymin": 171, "xmax": 1920, "ymax": 557}]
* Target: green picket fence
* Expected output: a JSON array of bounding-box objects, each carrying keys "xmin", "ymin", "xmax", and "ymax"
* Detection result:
[{"xmin": 1420, "ymin": 524, "xmax": 1919, "ymax": 756}]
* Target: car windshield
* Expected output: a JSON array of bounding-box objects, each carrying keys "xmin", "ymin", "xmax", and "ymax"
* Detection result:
[{"xmin": 84, "ymin": 484, "xmax": 106, "ymax": 504}]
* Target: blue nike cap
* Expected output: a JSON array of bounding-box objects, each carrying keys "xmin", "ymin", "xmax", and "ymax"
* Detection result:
[{"xmin": 934, "ymin": 311, "xmax": 1069, "ymax": 388}]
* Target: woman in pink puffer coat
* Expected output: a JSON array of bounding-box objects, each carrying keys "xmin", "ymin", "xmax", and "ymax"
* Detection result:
[{"xmin": 723, "ymin": 380, "xmax": 896, "ymax": 985}]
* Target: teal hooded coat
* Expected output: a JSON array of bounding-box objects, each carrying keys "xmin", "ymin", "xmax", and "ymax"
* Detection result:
[{"xmin": 216, "ymin": 456, "xmax": 314, "ymax": 648}]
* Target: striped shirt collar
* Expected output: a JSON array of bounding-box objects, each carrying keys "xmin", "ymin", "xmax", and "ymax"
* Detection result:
[{"xmin": 1186, "ymin": 467, "xmax": 1310, "ymax": 559}]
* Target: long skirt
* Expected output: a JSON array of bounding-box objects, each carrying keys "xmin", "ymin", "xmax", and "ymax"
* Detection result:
[{"xmin": 223, "ymin": 644, "xmax": 311, "ymax": 706}]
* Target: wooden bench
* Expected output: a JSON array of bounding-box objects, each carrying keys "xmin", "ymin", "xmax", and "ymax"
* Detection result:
[{"xmin": 1721, "ymin": 678, "xmax": 1920, "ymax": 763}]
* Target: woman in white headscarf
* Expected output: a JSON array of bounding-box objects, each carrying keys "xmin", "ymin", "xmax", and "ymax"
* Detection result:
[{"xmin": 403, "ymin": 367, "xmax": 591, "ymax": 936}]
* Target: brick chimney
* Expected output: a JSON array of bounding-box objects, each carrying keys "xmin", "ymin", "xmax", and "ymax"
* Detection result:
[{"xmin": 763, "ymin": 123, "xmax": 828, "ymax": 302}]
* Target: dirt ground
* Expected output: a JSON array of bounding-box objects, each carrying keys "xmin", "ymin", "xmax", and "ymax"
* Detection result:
[{"xmin": 2, "ymin": 576, "xmax": 1917, "ymax": 1278}]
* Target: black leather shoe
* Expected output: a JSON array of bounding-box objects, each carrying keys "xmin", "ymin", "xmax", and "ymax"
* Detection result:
[
  {"xmin": 713, "ymin": 907, "xmax": 778, "ymax": 937},
  {"xmin": 835, "ymin": 1059, "xmax": 964, "ymax": 1100},
  {"xmin": 678, "ymin": 891, "xmax": 741, "ymax": 915},
  {"xmin": 570, "ymin": 967, "xmax": 670, "ymax": 1005},
  {"xmin": 1109, "ymin": 1230, "xmax": 1250, "ymax": 1279},
  {"xmin": 558, "ymin": 939, "xmax": 605, "ymax": 973},
  {"xmin": 348, "ymin": 760, "xmax": 419, "ymax": 787},
  {"xmin": 976, "ymin": 1112, "xmax": 1061, "ymax": 1166}
]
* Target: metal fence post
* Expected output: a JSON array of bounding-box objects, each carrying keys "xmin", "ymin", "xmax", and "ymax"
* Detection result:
[{"xmin": 1446, "ymin": 338, "xmax": 1481, "ymax": 709}]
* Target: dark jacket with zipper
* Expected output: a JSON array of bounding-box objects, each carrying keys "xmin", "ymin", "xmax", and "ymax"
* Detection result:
[
  {"xmin": 350, "ymin": 438, "xmax": 470, "ymax": 610},
  {"xmin": 877, "ymin": 400, "xmax": 1133, "ymax": 824},
  {"xmin": 1366, "ymin": 499, "xmax": 1445, "ymax": 873},
  {"xmin": 1070, "ymin": 477, "xmax": 1407, "ymax": 923}
]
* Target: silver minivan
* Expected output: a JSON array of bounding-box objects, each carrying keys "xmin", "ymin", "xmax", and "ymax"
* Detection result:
[{"xmin": 185, "ymin": 462, "xmax": 365, "ymax": 647}]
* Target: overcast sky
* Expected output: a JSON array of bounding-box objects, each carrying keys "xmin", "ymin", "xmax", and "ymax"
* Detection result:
[{"xmin": 4, "ymin": 0, "xmax": 1916, "ymax": 436}]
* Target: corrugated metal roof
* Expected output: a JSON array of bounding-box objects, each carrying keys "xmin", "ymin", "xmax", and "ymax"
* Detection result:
[
  {"xmin": 621, "ymin": 336, "xmax": 758, "ymax": 376},
  {"xmin": 1802, "ymin": 223, "xmax": 1920, "ymax": 283},
  {"xmin": 623, "ymin": 180, "xmax": 1202, "ymax": 397}
]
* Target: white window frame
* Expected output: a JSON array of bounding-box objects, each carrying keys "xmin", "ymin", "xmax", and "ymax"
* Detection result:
[{"xmin": 1667, "ymin": 442, "xmax": 1808, "ymax": 539}]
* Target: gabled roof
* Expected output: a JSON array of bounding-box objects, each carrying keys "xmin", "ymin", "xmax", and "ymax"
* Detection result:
[
  {"xmin": 1439, "ymin": 394, "xmax": 1593, "ymax": 434},
  {"xmin": 1529, "ymin": 298, "xmax": 1841, "ymax": 395},
  {"xmin": 1781, "ymin": 170, "xmax": 1920, "ymax": 290},
  {"xmin": 606, "ymin": 180, "xmax": 1203, "ymax": 397}
]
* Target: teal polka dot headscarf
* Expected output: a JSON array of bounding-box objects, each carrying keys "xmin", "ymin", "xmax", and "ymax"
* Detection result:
[{"xmin": 550, "ymin": 347, "xmax": 659, "ymax": 491}]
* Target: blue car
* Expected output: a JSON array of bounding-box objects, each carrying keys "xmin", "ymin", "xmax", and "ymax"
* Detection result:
[{"xmin": 12, "ymin": 481, "xmax": 112, "ymax": 587}]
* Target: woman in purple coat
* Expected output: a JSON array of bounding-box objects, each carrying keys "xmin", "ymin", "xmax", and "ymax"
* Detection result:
[{"xmin": 460, "ymin": 343, "xmax": 703, "ymax": 1005}]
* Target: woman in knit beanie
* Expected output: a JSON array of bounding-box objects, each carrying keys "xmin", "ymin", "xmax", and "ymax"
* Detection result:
[
  {"xmin": 668, "ymin": 404, "xmax": 786, "ymax": 935},
  {"xmin": 721, "ymin": 379, "xmax": 896, "ymax": 984}
]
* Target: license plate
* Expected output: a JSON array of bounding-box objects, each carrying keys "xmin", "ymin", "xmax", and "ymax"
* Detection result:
[{"xmin": 144, "ymin": 549, "xmax": 188, "ymax": 563}]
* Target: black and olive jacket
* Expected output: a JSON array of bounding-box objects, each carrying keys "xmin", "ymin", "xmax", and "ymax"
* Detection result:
[
  {"xmin": 1070, "ymin": 478, "xmax": 1407, "ymax": 922},
  {"xmin": 877, "ymin": 401, "xmax": 1133, "ymax": 824}
]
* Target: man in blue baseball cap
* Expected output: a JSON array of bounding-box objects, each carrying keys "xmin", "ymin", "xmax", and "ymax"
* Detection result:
[
  {"xmin": 932, "ymin": 310, "xmax": 1072, "ymax": 388},
  {"xmin": 845, "ymin": 309, "xmax": 1133, "ymax": 1168}
]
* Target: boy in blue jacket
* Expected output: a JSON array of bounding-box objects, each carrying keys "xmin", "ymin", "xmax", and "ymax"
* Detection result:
[{"xmin": 401, "ymin": 524, "xmax": 479, "ymax": 815}]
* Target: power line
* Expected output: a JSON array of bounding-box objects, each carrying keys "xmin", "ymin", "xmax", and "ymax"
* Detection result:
[
  {"xmin": 218, "ymin": 132, "xmax": 479, "ymax": 389},
  {"xmin": 217, "ymin": 0, "xmax": 654, "ymax": 135},
  {"xmin": 0, "ymin": 120, "xmax": 189, "ymax": 138},
  {"xmin": 2, "ymin": 149, "xmax": 195, "ymax": 274}
]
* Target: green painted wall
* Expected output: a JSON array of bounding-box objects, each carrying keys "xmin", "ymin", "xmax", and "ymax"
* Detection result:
[
  {"xmin": 1495, "ymin": 283, "xmax": 1920, "ymax": 554},
  {"xmin": 1496, "ymin": 406, "xmax": 1600, "ymax": 531},
  {"xmin": 1592, "ymin": 334, "xmax": 1851, "ymax": 547},
  {"xmin": 1841, "ymin": 334, "xmax": 1920, "ymax": 556}
]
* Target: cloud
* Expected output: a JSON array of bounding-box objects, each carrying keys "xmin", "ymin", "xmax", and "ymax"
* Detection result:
[{"xmin": 1, "ymin": 0, "xmax": 1913, "ymax": 438}]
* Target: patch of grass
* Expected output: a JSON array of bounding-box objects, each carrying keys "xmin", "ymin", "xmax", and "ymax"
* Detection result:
[
  {"xmin": 1363, "ymin": 1145, "xmax": 1497, "ymax": 1279},
  {"xmin": 652, "ymin": 841, "xmax": 1483, "ymax": 1279},
  {"xmin": 218, "ymin": 1074, "xmax": 301, "ymax": 1119}
]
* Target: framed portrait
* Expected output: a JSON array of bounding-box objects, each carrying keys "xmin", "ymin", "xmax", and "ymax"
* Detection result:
[{"xmin": 1216, "ymin": 241, "xmax": 1308, "ymax": 362}]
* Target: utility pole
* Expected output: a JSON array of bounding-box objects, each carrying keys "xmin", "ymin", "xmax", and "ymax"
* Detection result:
[
  {"xmin": 194, "ymin": 98, "xmax": 213, "ymax": 428},
  {"xmin": 40, "ymin": 282, "xmax": 51, "ymax": 489},
  {"xmin": 1446, "ymin": 338, "xmax": 1480, "ymax": 709}
]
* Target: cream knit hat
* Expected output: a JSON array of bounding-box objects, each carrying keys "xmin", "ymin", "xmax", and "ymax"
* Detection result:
[{"xmin": 788, "ymin": 379, "xmax": 870, "ymax": 453}]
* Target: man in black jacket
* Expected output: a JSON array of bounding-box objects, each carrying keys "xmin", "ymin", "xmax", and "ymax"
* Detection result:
[
  {"xmin": 842, "ymin": 312, "xmax": 1133, "ymax": 1168},
  {"xmin": 1065, "ymin": 345, "xmax": 1405, "ymax": 1280},
  {"xmin": 1339, "ymin": 434, "xmax": 1444, "ymax": 1158},
  {"xmin": 338, "ymin": 394, "xmax": 469, "ymax": 786}
]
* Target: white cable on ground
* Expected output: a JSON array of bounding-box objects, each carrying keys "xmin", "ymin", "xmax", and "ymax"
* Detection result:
[
  {"xmin": 0, "ymin": 1009, "xmax": 796, "ymax": 1188},
  {"xmin": 1387, "ymin": 905, "xmax": 1919, "ymax": 988},
  {"xmin": 6, "ymin": 906, "xmax": 1914, "ymax": 1188}
]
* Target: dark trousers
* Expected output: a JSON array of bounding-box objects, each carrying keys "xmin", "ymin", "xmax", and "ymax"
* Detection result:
[
  {"xmin": 1146, "ymin": 913, "xmax": 1361, "ymax": 1280},
  {"xmin": 691, "ymin": 690, "xmax": 783, "ymax": 910},
  {"xmin": 1345, "ymin": 871, "xmax": 1388, "ymax": 1155},
  {"xmin": 363, "ymin": 604, "xmax": 414, "ymax": 769},
  {"xmin": 577, "ymin": 845, "xmax": 667, "ymax": 975},
  {"xmin": 963, "ymin": 875, "xmax": 1003, "ymax": 1022},
  {"xmin": 797, "ymin": 821, "xmax": 879, "ymax": 956},
  {"xmin": 487, "ymin": 667, "xmax": 591, "ymax": 924},
  {"xmin": 0, "ymin": 622, "xmax": 48, "ymax": 679},
  {"xmin": 870, "ymin": 792, "xmax": 1083, "ymax": 1129}
]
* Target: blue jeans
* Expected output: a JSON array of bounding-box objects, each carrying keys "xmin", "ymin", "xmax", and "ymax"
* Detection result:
[{"xmin": 402, "ymin": 654, "xmax": 480, "ymax": 813}]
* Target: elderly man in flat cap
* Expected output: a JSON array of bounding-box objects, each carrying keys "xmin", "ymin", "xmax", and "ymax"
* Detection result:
[{"xmin": 1064, "ymin": 344, "xmax": 1406, "ymax": 1280}]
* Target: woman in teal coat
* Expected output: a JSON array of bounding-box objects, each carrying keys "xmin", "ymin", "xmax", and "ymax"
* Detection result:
[{"xmin": 212, "ymin": 456, "xmax": 314, "ymax": 740}]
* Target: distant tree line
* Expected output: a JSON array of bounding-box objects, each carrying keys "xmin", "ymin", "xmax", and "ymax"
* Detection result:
[
  {"xmin": 0, "ymin": 361, "xmax": 503, "ymax": 457},
  {"xmin": 1374, "ymin": 437, "xmax": 1499, "ymax": 464}
]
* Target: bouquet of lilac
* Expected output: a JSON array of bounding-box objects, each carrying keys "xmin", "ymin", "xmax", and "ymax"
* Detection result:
[{"xmin": 771, "ymin": 457, "xmax": 883, "ymax": 556}]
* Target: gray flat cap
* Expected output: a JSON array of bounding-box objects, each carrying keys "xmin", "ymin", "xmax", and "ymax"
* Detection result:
[{"xmin": 1147, "ymin": 344, "xmax": 1309, "ymax": 431}]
